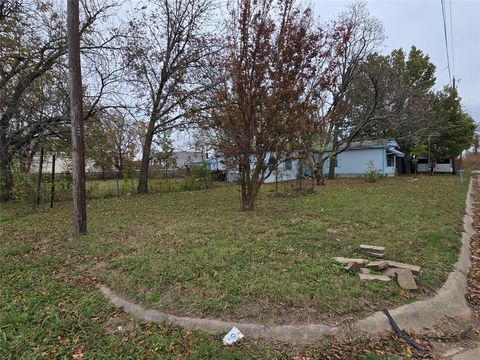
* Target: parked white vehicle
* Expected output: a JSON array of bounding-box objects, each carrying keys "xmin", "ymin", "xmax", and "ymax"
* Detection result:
[{"xmin": 416, "ymin": 158, "xmax": 453, "ymax": 173}]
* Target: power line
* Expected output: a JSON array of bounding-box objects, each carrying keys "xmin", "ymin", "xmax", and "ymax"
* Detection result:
[
  {"xmin": 440, "ymin": 0, "xmax": 452, "ymax": 85},
  {"xmin": 449, "ymin": 0, "xmax": 455, "ymax": 77}
]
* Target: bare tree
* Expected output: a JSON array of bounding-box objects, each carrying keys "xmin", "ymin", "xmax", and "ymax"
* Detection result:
[
  {"xmin": 321, "ymin": 2, "xmax": 384, "ymax": 180},
  {"xmin": 0, "ymin": 0, "xmax": 116, "ymax": 201},
  {"xmin": 123, "ymin": 0, "xmax": 215, "ymax": 194},
  {"xmin": 206, "ymin": 0, "xmax": 321, "ymax": 210}
]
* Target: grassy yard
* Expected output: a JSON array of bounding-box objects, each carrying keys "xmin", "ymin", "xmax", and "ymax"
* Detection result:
[{"xmin": 0, "ymin": 174, "xmax": 470, "ymax": 358}]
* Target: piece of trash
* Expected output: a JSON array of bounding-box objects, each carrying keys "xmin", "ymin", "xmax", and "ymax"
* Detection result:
[{"xmin": 222, "ymin": 326, "xmax": 244, "ymax": 345}]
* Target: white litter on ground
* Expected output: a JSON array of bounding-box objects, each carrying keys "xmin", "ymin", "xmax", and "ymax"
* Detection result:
[{"xmin": 222, "ymin": 326, "xmax": 244, "ymax": 345}]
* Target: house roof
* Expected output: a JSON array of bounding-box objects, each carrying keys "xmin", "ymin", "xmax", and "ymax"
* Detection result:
[{"xmin": 337, "ymin": 139, "xmax": 400, "ymax": 150}]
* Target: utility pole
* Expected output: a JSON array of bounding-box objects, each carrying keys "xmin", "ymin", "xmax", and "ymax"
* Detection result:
[{"xmin": 67, "ymin": 0, "xmax": 87, "ymax": 236}]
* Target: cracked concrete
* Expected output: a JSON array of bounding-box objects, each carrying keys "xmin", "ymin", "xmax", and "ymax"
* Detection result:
[{"xmin": 100, "ymin": 175, "xmax": 476, "ymax": 344}]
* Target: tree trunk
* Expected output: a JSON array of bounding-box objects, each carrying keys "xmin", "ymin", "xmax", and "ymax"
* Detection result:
[
  {"xmin": 67, "ymin": 0, "xmax": 87, "ymax": 236},
  {"xmin": 137, "ymin": 123, "xmax": 155, "ymax": 194},
  {"xmin": 239, "ymin": 159, "xmax": 257, "ymax": 211},
  {"xmin": 306, "ymin": 151, "xmax": 317, "ymax": 189},
  {"xmin": 0, "ymin": 118, "xmax": 12, "ymax": 201},
  {"xmin": 317, "ymin": 158, "xmax": 327, "ymax": 186},
  {"xmin": 328, "ymin": 127, "xmax": 339, "ymax": 180}
]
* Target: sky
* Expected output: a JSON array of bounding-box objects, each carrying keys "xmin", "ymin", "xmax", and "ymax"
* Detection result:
[
  {"xmin": 123, "ymin": 0, "xmax": 480, "ymax": 151},
  {"xmin": 309, "ymin": 0, "xmax": 480, "ymax": 121},
  {"xmin": 175, "ymin": 0, "xmax": 480, "ymax": 151}
]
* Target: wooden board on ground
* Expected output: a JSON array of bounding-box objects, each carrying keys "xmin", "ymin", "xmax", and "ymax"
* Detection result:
[
  {"xmin": 365, "ymin": 261, "xmax": 389, "ymax": 270},
  {"xmin": 386, "ymin": 261, "xmax": 421, "ymax": 275},
  {"xmin": 333, "ymin": 257, "xmax": 367, "ymax": 265},
  {"xmin": 395, "ymin": 269, "xmax": 418, "ymax": 290},
  {"xmin": 358, "ymin": 273, "xmax": 391, "ymax": 282}
]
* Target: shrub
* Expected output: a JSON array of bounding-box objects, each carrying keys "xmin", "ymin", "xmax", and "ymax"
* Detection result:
[
  {"xmin": 180, "ymin": 175, "xmax": 201, "ymax": 191},
  {"xmin": 121, "ymin": 168, "xmax": 135, "ymax": 194},
  {"xmin": 11, "ymin": 162, "xmax": 36, "ymax": 202},
  {"xmin": 364, "ymin": 161, "xmax": 378, "ymax": 183}
]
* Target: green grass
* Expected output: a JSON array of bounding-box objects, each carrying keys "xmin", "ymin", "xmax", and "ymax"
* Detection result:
[{"xmin": 0, "ymin": 174, "xmax": 470, "ymax": 358}]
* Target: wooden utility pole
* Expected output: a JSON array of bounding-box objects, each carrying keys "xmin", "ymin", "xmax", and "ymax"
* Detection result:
[{"xmin": 67, "ymin": 0, "xmax": 87, "ymax": 235}]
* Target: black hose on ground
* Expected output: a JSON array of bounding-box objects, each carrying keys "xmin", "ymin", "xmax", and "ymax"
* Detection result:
[{"xmin": 383, "ymin": 308, "xmax": 432, "ymax": 356}]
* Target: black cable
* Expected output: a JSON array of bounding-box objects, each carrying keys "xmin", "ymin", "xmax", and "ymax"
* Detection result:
[
  {"xmin": 440, "ymin": 0, "xmax": 452, "ymax": 85},
  {"xmin": 383, "ymin": 308, "xmax": 432, "ymax": 356},
  {"xmin": 449, "ymin": 0, "xmax": 455, "ymax": 77}
]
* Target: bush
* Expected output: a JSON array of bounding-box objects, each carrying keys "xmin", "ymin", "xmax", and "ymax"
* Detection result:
[
  {"xmin": 53, "ymin": 171, "xmax": 73, "ymax": 201},
  {"xmin": 191, "ymin": 162, "xmax": 211, "ymax": 189},
  {"xmin": 364, "ymin": 161, "xmax": 378, "ymax": 183},
  {"xmin": 180, "ymin": 175, "xmax": 201, "ymax": 191},
  {"xmin": 121, "ymin": 168, "xmax": 135, "ymax": 194},
  {"xmin": 11, "ymin": 162, "xmax": 36, "ymax": 202}
]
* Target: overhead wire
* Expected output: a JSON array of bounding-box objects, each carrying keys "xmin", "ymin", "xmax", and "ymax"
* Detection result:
[
  {"xmin": 449, "ymin": 0, "xmax": 455, "ymax": 78},
  {"xmin": 440, "ymin": 0, "xmax": 452, "ymax": 85}
]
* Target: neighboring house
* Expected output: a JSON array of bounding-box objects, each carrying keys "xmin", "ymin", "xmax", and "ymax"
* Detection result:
[
  {"xmin": 208, "ymin": 139, "xmax": 405, "ymax": 182},
  {"xmin": 207, "ymin": 154, "xmax": 299, "ymax": 183},
  {"xmin": 321, "ymin": 139, "xmax": 404, "ymax": 177},
  {"xmin": 30, "ymin": 153, "xmax": 101, "ymax": 174},
  {"xmin": 173, "ymin": 151, "xmax": 208, "ymax": 168},
  {"xmin": 150, "ymin": 151, "xmax": 209, "ymax": 169}
]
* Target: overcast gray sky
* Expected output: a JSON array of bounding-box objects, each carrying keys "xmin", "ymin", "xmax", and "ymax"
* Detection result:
[
  {"xmin": 168, "ymin": 0, "xmax": 480, "ymax": 150},
  {"xmin": 309, "ymin": 0, "xmax": 480, "ymax": 122}
]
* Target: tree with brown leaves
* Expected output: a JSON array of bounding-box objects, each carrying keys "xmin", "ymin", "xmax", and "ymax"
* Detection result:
[{"xmin": 207, "ymin": 0, "xmax": 321, "ymax": 210}]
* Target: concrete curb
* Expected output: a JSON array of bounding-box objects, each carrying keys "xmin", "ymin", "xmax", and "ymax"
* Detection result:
[
  {"xmin": 100, "ymin": 175, "xmax": 476, "ymax": 343},
  {"xmin": 356, "ymin": 175, "xmax": 475, "ymax": 333},
  {"xmin": 100, "ymin": 286, "xmax": 338, "ymax": 343}
]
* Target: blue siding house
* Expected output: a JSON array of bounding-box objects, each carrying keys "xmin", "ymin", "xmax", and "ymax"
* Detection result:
[
  {"xmin": 208, "ymin": 139, "xmax": 404, "ymax": 182},
  {"xmin": 321, "ymin": 139, "xmax": 404, "ymax": 177}
]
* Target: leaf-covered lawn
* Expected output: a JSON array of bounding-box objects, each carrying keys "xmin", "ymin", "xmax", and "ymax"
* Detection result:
[{"xmin": 0, "ymin": 174, "xmax": 470, "ymax": 358}]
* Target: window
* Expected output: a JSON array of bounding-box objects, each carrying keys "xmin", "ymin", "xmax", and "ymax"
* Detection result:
[
  {"xmin": 284, "ymin": 160, "xmax": 292, "ymax": 171},
  {"xmin": 387, "ymin": 154, "xmax": 395, "ymax": 167}
]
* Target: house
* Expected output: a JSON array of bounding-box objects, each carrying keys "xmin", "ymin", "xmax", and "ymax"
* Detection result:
[
  {"xmin": 173, "ymin": 151, "xmax": 208, "ymax": 168},
  {"xmin": 321, "ymin": 139, "xmax": 404, "ymax": 177},
  {"xmin": 30, "ymin": 153, "xmax": 101, "ymax": 174},
  {"xmin": 208, "ymin": 139, "xmax": 404, "ymax": 182},
  {"xmin": 207, "ymin": 154, "xmax": 300, "ymax": 183},
  {"xmin": 150, "ymin": 151, "xmax": 209, "ymax": 169}
]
